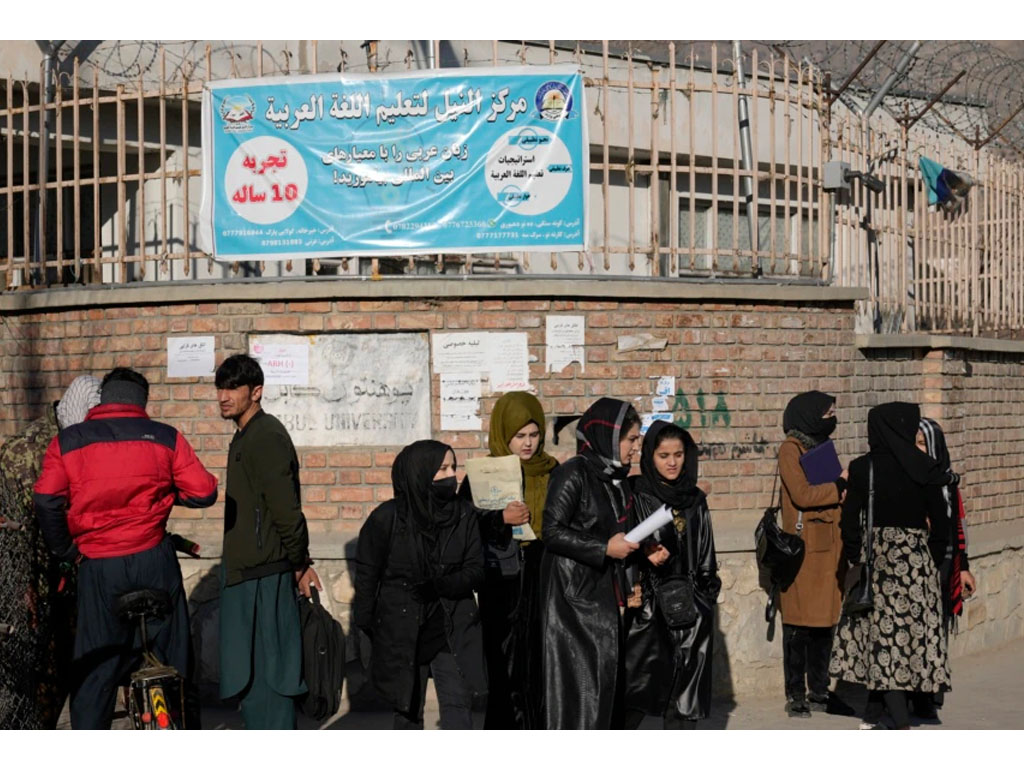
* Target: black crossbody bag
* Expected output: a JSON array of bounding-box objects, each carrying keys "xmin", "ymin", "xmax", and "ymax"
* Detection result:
[
  {"xmin": 842, "ymin": 460, "xmax": 875, "ymax": 616},
  {"xmin": 653, "ymin": 507, "xmax": 698, "ymax": 629}
]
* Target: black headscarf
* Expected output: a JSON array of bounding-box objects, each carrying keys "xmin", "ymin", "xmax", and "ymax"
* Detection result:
[
  {"xmin": 391, "ymin": 440, "xmax": 459, "ymax": 575},
  {"xmin": 782, "ymin": 390, "xmax": 837, "ymax": 444},
  {"xmin": 576, "ymin": 397, "xmax": 638, "ymax": 482},
  {"xmin": 867, "ymin": 402, "xmax": 945, "ymax": 486},
  {"xmin": 634, "ymin": 421, "xmax": 704, "ymax": 511}
]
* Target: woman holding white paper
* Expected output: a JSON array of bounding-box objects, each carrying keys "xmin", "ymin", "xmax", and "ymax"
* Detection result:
[
  {"xmin": 474, "ymin": 391, "xmax": 558, "ymax": 729},
  {"xmin": 776, "ymin": 390, "xmax": 848, "ymax": 717},
  {"xmin": 623, "ymin": 422, "xmax": 720, "ymax": 729},
  {"xmin": 540, "ymin": 397, "xmax": 641, "ymax": 729}
]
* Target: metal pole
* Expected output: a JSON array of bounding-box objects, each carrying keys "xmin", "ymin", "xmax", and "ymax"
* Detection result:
[
  {"xmin": 860, "ymin": 40, "xmax": 922, "ymax": 330},
  {"xmin": 34, "ymin": 40, "xmax": 64, "ymax": 284},
  {"xmin": 862, "ymin": 40, "xmax": 921, "ymax": 121},
  {"xmin": 733, "ymin": 41, "xmax": 758, "ymax": 254}
]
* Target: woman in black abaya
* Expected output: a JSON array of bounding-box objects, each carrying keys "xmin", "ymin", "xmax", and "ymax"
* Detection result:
[
  {"xmin": 353, "ymin": 440, "xmax": 486, "ymax": 729},
  {"xmin": 540, "ymin": 397, "xmax": 642, "ymax": 729},
  {"xmin": 624, "ymin": 421, "xmax": 720, "ymax": 729}
]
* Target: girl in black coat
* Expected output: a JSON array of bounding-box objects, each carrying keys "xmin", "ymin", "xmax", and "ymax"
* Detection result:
[
  {"xmin": 353, "ymin": 440, "xmax": 486, "ymax": 729},
  {"xmin": 624, "ymin": 422, "xmax": 721, "ymax": 729},
  {"xmin": 540, "ymin": 397, "xmax": 642, "ymax": 729}
]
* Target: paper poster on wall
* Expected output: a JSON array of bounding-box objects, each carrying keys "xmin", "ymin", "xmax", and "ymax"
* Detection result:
[
  {"xmin": 440, "ymin": 373, "xmax": 482, "ymax": 431},
  {"xmin": 486, "ymin": 333, "xmax": 530, "ymax": 392},
  {"xmin": 655, "ymin": 376, "xmax": 676, "ymax": 398},
  {"xmin": 641, "ymin": 412, "xmax": 673, "ymax": 435},
  {"xmin": 432, "ymin": 331, "xmax": 530, "ymax": 392},
  {"xmin": 651, "ymin": 395, "xmax": 670, "ymax": 412},
  {"xmin": 250, "ymin": 339, "xmax": 310, "ymax": 385},
  {"xmin": 432, "ymin": 332, "xmax": 488, "ymax": 374},
  {"xmin": 167, "ymin": 336, "xmax": 215, "ymax": 378},
  {"xmin": 545, "ymin": 315, "xmax": 585, "ymax": 373},
  {"xmin": 250, "ymin": 333, "xmax": 430, "ymax": 446}
]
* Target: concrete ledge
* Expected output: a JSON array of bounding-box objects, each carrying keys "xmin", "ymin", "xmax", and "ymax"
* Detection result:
[
  {"xmin": 176, "ymin": 517, "xmax": 1024, "ymax": 563},
  {"xmin": 0, "ymin": 276, "xmax": 866, "ymax": 313},
  {"xmin": 857, "ymin": 333, "xmax": 1024, "ymax": 356}
]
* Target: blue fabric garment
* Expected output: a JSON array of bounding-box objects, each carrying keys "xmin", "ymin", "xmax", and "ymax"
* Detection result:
[
  {"xmin": 919, "ymin": 156, "xmax": 950, "ymax": 206},
  {"xmin": 218, "ymin": 567, "xmax": 306, "ymax": 718}
]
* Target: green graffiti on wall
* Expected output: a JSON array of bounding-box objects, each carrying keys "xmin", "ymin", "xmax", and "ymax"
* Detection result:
[{"xmin": 671, "ymin": 388, "xmax": 731, "ymax": 428}]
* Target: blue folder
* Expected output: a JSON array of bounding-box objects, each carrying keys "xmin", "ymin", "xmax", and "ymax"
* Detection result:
[{"xmin": 799, "ymin": 439, "xmax": 842, "ymax": 484}]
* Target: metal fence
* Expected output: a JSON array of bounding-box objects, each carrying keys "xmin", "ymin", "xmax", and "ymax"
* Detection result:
[{"xmin": 1, "ymin": 40, "xmax": 1022, "ymax": 335}]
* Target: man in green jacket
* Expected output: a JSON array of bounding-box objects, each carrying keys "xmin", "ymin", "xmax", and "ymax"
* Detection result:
[{"xmin": 215, "ymin": 354, "xmax": 321, "ymax": 729}]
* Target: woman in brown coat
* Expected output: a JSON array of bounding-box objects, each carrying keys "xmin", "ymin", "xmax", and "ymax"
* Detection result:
[{"xmin": 777, "ymin": 390, "xmax": 848, "ymax": 717}]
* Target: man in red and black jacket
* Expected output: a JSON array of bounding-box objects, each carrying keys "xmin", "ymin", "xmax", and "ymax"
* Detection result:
[{"xmin": 33, "ymin": 367, "xmax": 218, "ymax": 729}]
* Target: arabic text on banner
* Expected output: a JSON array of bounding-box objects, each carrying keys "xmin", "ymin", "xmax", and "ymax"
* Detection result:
[{"xmin": 200, "ymin": 67, "xmax": 587, "ymax": 260}]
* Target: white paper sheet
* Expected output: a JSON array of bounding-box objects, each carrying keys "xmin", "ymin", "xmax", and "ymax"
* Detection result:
[
  {"xmin": 432, "ymin": 332, "xmax": 488, "ymax": 374},
  {"xmin": 486, "ymin": 332, "xmax": 530, "ymax": 392},
  {"xmin": 641, "ymin": 412, "xmax": 674, "ymax": 435},
  {"xmin": 545, "ymin": 315, "xmax": 585, "ymax": 373},
  {"xmin": 625, "ymin": 504, "xmax": 674, "ymax": 543},
  {"xmin": 651, "ymin": 395, "xmax": 670, "ymax": 411},
  {"xmin": 440, "ymin": 373, "xmax": 482, "ymax": 431},
  {"xmin": 655, "ymin": 375, "xmax": 676, "ymax": 397},
  {"xmin": 166, "ymin": 336, "xmax": 215, "ymax": 378},
  {"xmin": 250, "ymin": 339, "xmax": 310, "ymax": 385},
  {"xmin": 463, "ymin": 454, "xmax": 535, "ymax": 541}
]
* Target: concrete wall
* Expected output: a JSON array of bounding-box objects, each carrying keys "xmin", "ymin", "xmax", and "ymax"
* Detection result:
[{"xmin": 2, "ymin": 278, "xmax": 1022, "ymax": 701}]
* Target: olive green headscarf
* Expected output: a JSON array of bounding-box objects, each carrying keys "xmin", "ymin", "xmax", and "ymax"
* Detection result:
[{"xmin": 488, "ymin": 391, "xmax": 558, "ymax": 539}]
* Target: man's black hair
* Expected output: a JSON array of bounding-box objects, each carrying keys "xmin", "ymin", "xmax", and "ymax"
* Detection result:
[
  {"xmin": 101, "ymin": 367, "xmax": 149, "ymax": 398},
  {"xmin": 215, "ymin": 354, "xmax": 265, "ymax": 390}
]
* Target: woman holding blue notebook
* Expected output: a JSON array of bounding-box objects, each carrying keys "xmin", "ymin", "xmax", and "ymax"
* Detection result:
[{"xmin": 776, "ymin": 390, "xmax": 848, "ymax": 717}]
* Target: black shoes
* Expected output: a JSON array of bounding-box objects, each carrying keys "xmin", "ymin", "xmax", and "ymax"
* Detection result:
[
  {"xmin": 807, "ymin": 694, "xmax": 828, "ymax": 713},
  {"xmin": 785, "ymin": 696, "xmax": 812, "ymax": 718}
]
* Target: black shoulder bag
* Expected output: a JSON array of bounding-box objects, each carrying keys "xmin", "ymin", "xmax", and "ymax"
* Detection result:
[
  {"xmin": 653, "ymin": 507, "xmax": 698, "ymax": 629},
  {"xmin": 842, "ymin": 460, "xmax": 875, "ymax": 616},
  {"xmin": 755, "ymin": 471, "xmax": 806, "ymax": 632}
]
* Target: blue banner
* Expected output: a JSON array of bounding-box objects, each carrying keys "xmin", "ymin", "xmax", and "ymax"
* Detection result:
[{"xmin": 200, "ymin": 66, "xmax": 588, "ymax": 260}]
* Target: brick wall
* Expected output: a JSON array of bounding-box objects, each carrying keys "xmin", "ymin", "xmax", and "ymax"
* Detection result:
[
  {"xmin": 2, "ymin": 294, "xmax": 1022, "ymax": 550},
  {"xmin": 4, "ymin": 282, "xmax": 1024, "ymax": 698}
]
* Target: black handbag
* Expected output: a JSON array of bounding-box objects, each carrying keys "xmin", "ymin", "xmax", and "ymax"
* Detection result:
[
  {"xmin": 842, "ymin": 460, "xmax": 875, "ymax": 616},
  {"xmin": 755, "ymin": 472, "xmax": 805, "ymax": 628},
  {"xmin": 655, "ymin": 575, "xmax": 697, "ymax": 628},
  {"xmin": 653, "ymin": 508, "xmax": 698, "ymax": 629}
]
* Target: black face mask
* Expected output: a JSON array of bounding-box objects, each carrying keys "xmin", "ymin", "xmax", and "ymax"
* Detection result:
[
  {"xmin": 430, "ymin": 476, "xmax": 459, "ymax": 503},
  {"xmin": 821, "ymin": 416, "xmax": 838, "ymax": 438}
]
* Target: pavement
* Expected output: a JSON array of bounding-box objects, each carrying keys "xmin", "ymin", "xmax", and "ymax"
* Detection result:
[{"xmin": 187, "ymin": 638, "xmax": 1024, "ymax": 730}]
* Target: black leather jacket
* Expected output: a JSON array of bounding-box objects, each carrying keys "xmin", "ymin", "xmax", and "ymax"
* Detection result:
[{"xmin": 540, "ymin": 456, "xmax": 629, "ymax": 729}]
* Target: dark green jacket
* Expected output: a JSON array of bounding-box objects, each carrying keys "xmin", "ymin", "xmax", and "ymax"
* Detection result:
[{"xmin": 222, "ymin": 410, "xmax": 309, "ymax": 586}]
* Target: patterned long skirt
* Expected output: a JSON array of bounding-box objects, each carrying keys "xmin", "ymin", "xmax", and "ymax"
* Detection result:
[{"xmin": 829, "ymin": 527, "xmax": 950, "ymax": 693}]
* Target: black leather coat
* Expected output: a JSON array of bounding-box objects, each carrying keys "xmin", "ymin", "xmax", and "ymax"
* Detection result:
[
  {"xmin": 353, "ymin": 498, "xmax": 486, "ymax": 711},
  {"xmin": 623, "ymin": 486, "xmax": 721, "ymax": 720},
  {"xmin": 540, "ymin": 456, "xmax": 629, "ymax": 729}
]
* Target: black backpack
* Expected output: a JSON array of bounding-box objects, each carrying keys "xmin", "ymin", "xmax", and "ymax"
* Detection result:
[{"xmin": 297, "ymin": 587, "xmax": 345, "ymax": 722}]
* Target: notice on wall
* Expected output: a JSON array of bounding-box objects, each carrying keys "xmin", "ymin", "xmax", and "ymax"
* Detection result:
[
  {"xmin": 250, "ymin": 339, "xmax": 310, "ymax": 385},
  {"xmin": 166, "ymin": 336, "xmax": 215, "ymax": 378},
  {"xmin": 641, "ymin": 412, "xmax": 673, "ymax": 435},
  {"xmin": 545, "ymin": 315, "xmax": 585, "ymax": 373},
  {"xmin": 432, "ymin": 332, "xmax": 489, "ymax": 374},
  {"xmin": 652, "ymin": 395, "xmax": 670, "ymax": 412},
  {"xmin": 486, "ymin": 333, "xmax": 530, "ymax": 392},
  {"xmin": 655, "ymin": 376, "xmax": 676, "ymax": 398},
  {"xmin": 250, "ymin": 333, "xmax": 430, "ymax": 446},
  {"xmin": 432, "ymin": 331, "xmax": 530, "ymax": 392},
  {"xmin": 440, "ymin": 373, "xmax": 482, "ymax": 431}
]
